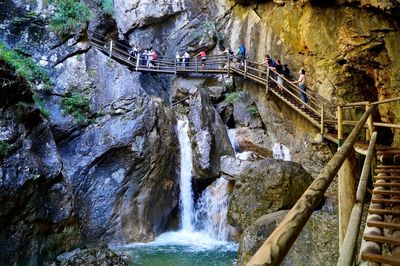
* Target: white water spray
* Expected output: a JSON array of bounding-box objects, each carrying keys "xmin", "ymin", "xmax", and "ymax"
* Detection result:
[
  {"xmin": 272, "ymin": 143, "xmax": 291, "ymax": 161},
  {"xmin": 177, "ymin": 119, "xmax": 194, "ymax": 232}
]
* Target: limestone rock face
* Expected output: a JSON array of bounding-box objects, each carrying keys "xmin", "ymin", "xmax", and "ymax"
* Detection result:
[
  {"xmin": 189, "ymin": 88, "xmax": 234, "ymax": 179},
  {"xmin": 54, "ymin": 50, "xmax": 178, "ymax": 244},
  {"xmin": 0, "ymin": 70, "xmax": 81, "ymax": 265},
  {"xmin": 114, "ymin": 0, "xmax": 186, "ymax": 34},
  {"xmin": 227, "ymin": 158, "xmax": 313, "ymax": 228},
  {"xmin": 225, "ymin": 1, "xmax": 400, "ymax": 145},
  {"xmin": 237, "ymin": 210, "xmax": 339, "ymax": 266}
]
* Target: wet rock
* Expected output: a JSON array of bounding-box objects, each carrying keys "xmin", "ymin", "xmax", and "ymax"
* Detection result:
[
  {"xmin": 237, "ymin": 210, "xmax": 339, "ymax": 266},
  {"xmin": 232, "ymin": 92, "xmax": 262, "ymax": 129},
  {"xmin": 220, "ymin": 155, "xmax": 253, "ymax": 178},
  {"xmin": 206, "ymin": 86, "xmax": 226, "ymax": 103},
  {"xmin": 227, "ymin": 158, "xmax": 313, "ymax": 228},
  {"xmin": 0, "ymin": 72, "xmax": 81, "ymax": 265},
  {"xmin": 189, "ymin": 88, "xmax": 234, "ymax": 179},
  {"xmin": 45, "ymin": 248, "xmax": 129, "ymax": 266},
  {"xmin": 215, "ymin": 101, "xmax": 234, "ymax": 125}
]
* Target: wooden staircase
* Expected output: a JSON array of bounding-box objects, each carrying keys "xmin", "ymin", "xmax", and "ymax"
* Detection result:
[
  {"xmin": 88, "ymin": 31, "xmax": 337, "ymax": 139},
  {"xmin": 361, "ymin": 162, "xmax": 400, "ymax": 265}
]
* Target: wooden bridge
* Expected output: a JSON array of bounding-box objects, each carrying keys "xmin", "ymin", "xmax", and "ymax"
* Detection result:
[{"xmin": 88, "ymin": 31, "xmax": 400, "ymax": 266}]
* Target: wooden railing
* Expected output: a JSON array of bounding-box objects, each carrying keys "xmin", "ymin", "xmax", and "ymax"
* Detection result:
[{"xmin": 246, "ymin": 106, "xmax": 374, "ymax": 266}]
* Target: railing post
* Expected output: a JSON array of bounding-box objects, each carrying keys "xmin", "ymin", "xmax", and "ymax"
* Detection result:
[
  {"xmin": 109, "ymin": 40, "xmax": 113, "ymax": 57},
  {"xmin": 244, "ymin": 60, "xmax": 247, "ymax": 79},
  {"xmin": 195, "ymin": 57, "xmax": 198, "ymax": 73},
  {"xmin": 227, "ymin": 54, "xmax": 230, "ymax": 76},
  {"xmin": 366, "ymin": 102, "xmax": 374, "ymax": 142},
  {"xmin": 135, "ymin": 55, "xmax": 140, "ymax": 71},
  {"xmin": 321, "ymin": 104, "xmax": 325, "ymax": 135},
  {"xmin": 265, "ymin": 67, "xmax": 270, "ymax": 94},
  {"xmin": 174, "ymin": 58, "xmax": 177, "ymax": 75},
  {"xmin": 337, "ymin": 105, "xmax": 343, "ymax": 147}
]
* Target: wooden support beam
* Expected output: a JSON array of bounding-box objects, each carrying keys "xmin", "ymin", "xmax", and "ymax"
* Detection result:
[
  {"xmin": 321, "ymin": 104, "xmax": 325, "ymax": 135},
  {"xmin": 338, "ymin": 151, "xmax": 357, "ymax": 250},
  {"xmin": 337, "ymin": 105, "xmax": 343, "ymax": 147},
  {"xmin": 361, "ymin": 253, "xmax": 400, "ymax": 265},
  {"xmin": 337, "ymin": 132, "xmax": 377, "ymax": 266},
  {"xmin": 246, "ymin": 106, "xmax": 373, "ymax": 266}
]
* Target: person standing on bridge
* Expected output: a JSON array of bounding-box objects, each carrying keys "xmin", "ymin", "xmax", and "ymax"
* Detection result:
[
  {"xmin": 196, "ymin": 50, "xmax": 207, "ymax": 69},
  {"xmin": 184, "ymin": 51, "xmax": 190, "ymax": 68},
  {"xmin": 291, "ymin": 68, "xmax": 308, "ymax": 107}
]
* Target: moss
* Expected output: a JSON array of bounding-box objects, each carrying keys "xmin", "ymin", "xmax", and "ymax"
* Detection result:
[
  {"xmin": 0, "ymin": 141, "xmax": 11, "ymax": 158},
  {"xmin": 0, "ymin": 42, "xmax": 52, "ymax": 89},
  {"xmin": 50, "ymin": 0, "xmax": 93, "ymax": 37},
  {"xmin": 99, "ymin": 0, "xmax": 115, "ymax": 17},
  {"xmin": 61, "ymin": 92, "xmax": 91, "ymax": 124}
]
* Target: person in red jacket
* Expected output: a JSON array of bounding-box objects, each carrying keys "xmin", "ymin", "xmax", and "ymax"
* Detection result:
[{"xmin": 196, "ymin": 50, "xmax": 207, "ymax": 69}]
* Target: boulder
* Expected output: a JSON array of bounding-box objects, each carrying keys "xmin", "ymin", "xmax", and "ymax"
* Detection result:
[
  {"xmin": 228, "ymin": 158, "xmax": 313, "ymax": 228},
  {"xmin": 237, "ymin": 210, "xmax": 339, "ymax": 266},
  {"xmin": 235, "ymin": 127, "xmax": 274, "ymax": 158},
  {"xmin": 220, "ymin": 155, "xmax": 253, "ymax": 178},
  {"xmin": 189, "ymin": 88, "xmax": 234, "ymax": 178},
  {"xmin": 45, "ymin": 248, "xmax": 129, "ymax": 266},
  {"xmin": 237, "ymin": 210, "xmax": 289, "ymax": 266}
]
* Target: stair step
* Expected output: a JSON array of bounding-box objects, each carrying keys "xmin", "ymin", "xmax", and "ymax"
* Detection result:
[
  {"xmin": 372, "ymin": 198, "xmax": 400, "ymax": 205},
  {"xmin": 376, "ymin": 169, "xmax": 400, "ymax": 173},
  {"xmin": 371, "ymin": 190, "xmax": 400, "ymax": 196},
  {"xmin": 373, "ymin": 175, "xmax": 400, "ymax": 180},
  {"xmin": 373, "ymin": 182, "xmax": 400, "ymax": 187},
  {"xmin": 367, "ymin": 221, "xmax": 400, "ymax": 230},
  {"xmin": 368, "ymin": 208, "xmax": 400, "ymax": 216},
  {"xmin": 364, "ymin": 234, "xmax": 400, "ymax": 245},
  {"xmin": 361, "ymin": 252, "xmax": 400, "ymax": 265},
  {"xmin": 376, "ymin": 165, "xmax": 400, "ymax": 169}
]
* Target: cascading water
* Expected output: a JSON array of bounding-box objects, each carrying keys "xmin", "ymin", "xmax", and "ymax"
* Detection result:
[
  {"xmin": 227, "ymin": 128, "xmax": 253, "ymax": 160},
  {"xmin": 113, "ymin": 118, "xmax": 237, "ymax": 265},
  {"xmin": 195, "ymin": 178, "xmax": 230, "ymax": 240},
  {"xmin": 176, "ymin": 119, "xmax": 194, "ymax": 232}
]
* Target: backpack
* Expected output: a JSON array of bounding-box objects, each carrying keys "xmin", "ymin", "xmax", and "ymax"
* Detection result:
[{"xmin": 239, "ymin": 45, "xmax": 246, "ymax": 56}]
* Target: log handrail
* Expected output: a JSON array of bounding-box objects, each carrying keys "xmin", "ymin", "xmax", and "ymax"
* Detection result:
[
  {"xmin": 246, "ymin": 105, "xmax": 374, "ymax": 266},
  {"xmin": 337, "ymin": 132, "xmax": 378, "ymax": 266}
]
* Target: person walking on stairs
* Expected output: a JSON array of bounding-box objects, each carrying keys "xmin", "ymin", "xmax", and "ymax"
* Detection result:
[
  {"xmin": 196, "ymin": 50, "xmax": 207, "ymax": 69},
  {"xmin": 291, "ymin": 68, "xmax": 308, "ymax": 108}
]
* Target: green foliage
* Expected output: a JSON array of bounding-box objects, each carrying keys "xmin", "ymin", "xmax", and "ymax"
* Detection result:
[
  {"xmin": 32, "ymin": 93, "xmax": 50, "ymax": 118},
  {"xmin": 0, "ymin": 141, "xmax": 11, "ymax": 158},
  {"xmin": 0, "ymin": 42, "xmax": 51, "ymax": 89},
  {"xmin": 61, "ymin": 93, "xmax": 91, "ymax": 124},
  {"xmin": 224, "ymin": 92, "xmax": 242, "ymax": 104},
  {"xmin": 99, "ymin": 0, "xmax": 114, "ymax": 17},
  {"xmin": 50, "ymin": 0, "xmax": 93, "ymax": 36},
  {"xmin": 246, "ymin": 105, "xmax": 259, "ymax": 116}
]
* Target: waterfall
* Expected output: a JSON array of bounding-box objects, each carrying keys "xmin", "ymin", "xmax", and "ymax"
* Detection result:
[
  {"xmin": 176, "ymin": 119, "xmax": 194, "ymax": 232},
  {"xmin": 195, "ymin": 178, "xmax": 230, "ymax": 240},
  {"xmin": 272, "ymin": 143, "xmax": 291, "ymax": 161},
  {"xmin": 227, "ymin": 128, "xmax": 253, "ymax": 160}
]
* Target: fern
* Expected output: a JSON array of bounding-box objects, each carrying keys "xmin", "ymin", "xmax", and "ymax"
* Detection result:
[{"xmin": 50, "ymin": 0, "xmax": 93, "ymax": 36}]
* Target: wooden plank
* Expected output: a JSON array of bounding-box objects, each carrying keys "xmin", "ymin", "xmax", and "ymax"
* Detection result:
[
  {"xmin": 373, "ymin": 182, "xmax": 400, "ymax": 187},
  {"xmin": 367, "ymin": 221, "xmax": 400, "ymax": 230},
  {"xmin": 376, "ymin": 165, "xmax": 400, "ymax": 168},
  {"xmin": 364, "ymin": 235, "xmax": 400, "ymax": 245},
  {"xmin": 376, "ymin": 169, "xmax": 400, "ymax": 173},
  {"xmin": 373, "ymin": 175, "xmax": 400, "ymax": 179},
  {"xmin": 368, "ymin": 208, "xmax": 400, "ymax": 216},
  {"xmin": 372, "ymin": 198, "xmax": 400, "ymax": 204},
  {"xmin": 372, "ymin": 190, "xmax": 400, "ymax": 195},
  {"xmin": 361, "ymin": 252, "xmax": 400, "ymax": 266}
]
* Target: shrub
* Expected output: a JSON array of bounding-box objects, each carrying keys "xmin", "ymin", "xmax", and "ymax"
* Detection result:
[
  {"xmin": 50, "ymin": 0, "xmax": 93, "ymax": 36},
  {"xmin": 0, "ymin": 42, "xmax": 51, "ymax": 89},
  {"xmin": 224, "ymin": 92, "xmax": 242, "ymax": 104},
  {"xmin": 0, "ymin": 141, "xmax": 11, "ymax": 158},
  {"xmin": 246, "ymin": 105, "xmax": 259, "ymax": 116},
  {"xmin": 99, "ymin": 0, "xmax": 114, "ymax": 17},
  {"xmin": 61, "ymin": 93, "xmax": 91, "ymax": 124}
]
